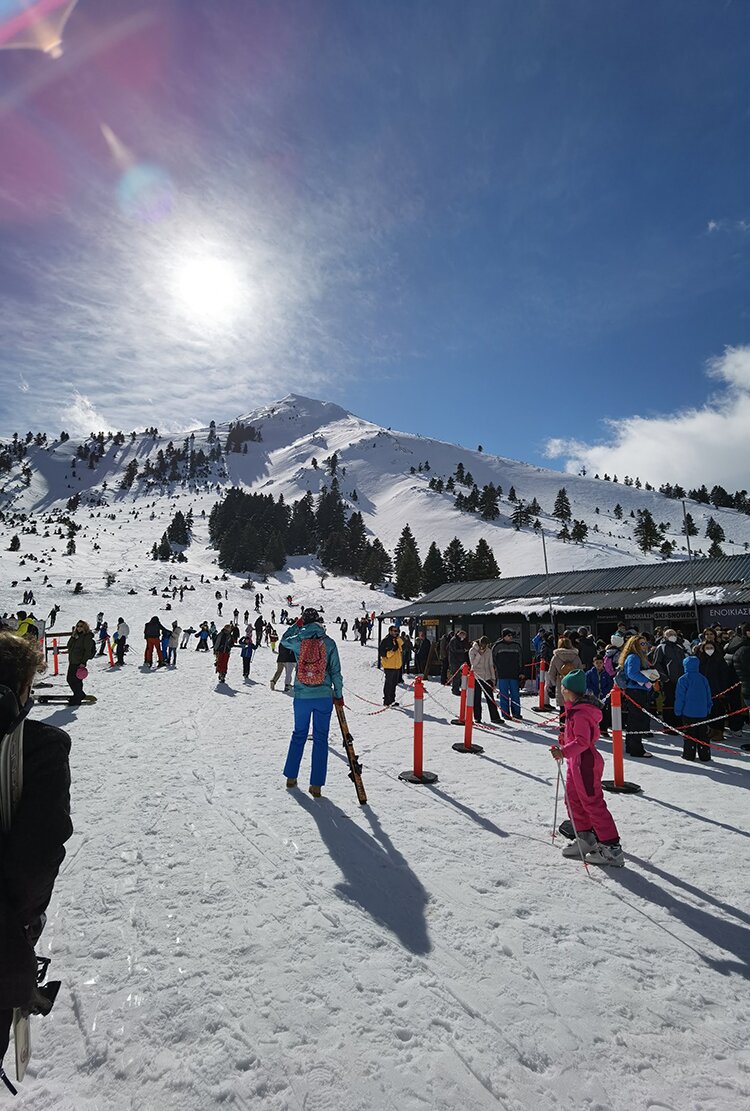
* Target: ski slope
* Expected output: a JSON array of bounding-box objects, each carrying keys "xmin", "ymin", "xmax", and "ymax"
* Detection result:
[
  {"xmin": 2, "ymin": 570, "xmax": 748, "ymax": 1111},
  {"xmin": 3, "ymin": 394, "xmax": 750, "ymax": 585}
]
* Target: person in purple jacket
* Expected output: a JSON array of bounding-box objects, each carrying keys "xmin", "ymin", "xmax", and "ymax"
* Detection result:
[{"xmin": 551, "ymin": 670, "xmax": 624, "ymax": 867}]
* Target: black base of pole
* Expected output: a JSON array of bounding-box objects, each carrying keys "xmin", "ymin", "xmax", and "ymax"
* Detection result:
[
  {"xmin": 450, "ymin": 718, "xmax": 465, "ymax": 726},
  {"xmin": 531, "ymin": 705, "xmax": 555, "ymax": 715},
  {"xmin": 452, "ymin": 742, "xmax": 484, "ymax": 754},
  {"xmin": 399, "ymin": 769, "xmax": 439, "ymax": 784},
  {"xmin": 601, "ymin": 779, "xmax": 642, "ymax": 794}
]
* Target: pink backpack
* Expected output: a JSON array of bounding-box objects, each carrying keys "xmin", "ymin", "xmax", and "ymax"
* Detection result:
[{"xmin": 297, "ymin": 637, "xmax": 327, "ymax": 686}]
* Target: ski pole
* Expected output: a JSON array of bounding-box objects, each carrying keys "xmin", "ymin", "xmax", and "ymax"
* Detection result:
[
  {"xmin": 551, "ymin": 764, "xmax": 561, "ymax": 842},
  {"xmin": 555, "ymin": 761, "xmax": 590, "ymax": 873}
]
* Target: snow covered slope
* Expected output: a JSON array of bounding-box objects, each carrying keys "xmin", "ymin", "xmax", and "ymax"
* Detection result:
[
  {"xmin": 0, "ymin": 572, "xmax": 748, "ymax": 1111},
  {"xmin": 2, "ymin": 393, "xmax": 750, "ymax": 588}
]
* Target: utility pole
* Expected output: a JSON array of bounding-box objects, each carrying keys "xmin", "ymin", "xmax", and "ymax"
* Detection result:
[
  {"xmin": 540, "ymin": 528, "xmax": 556, "ymax": 637},
  {"xmin": 682, "ymin": 500, "xmax": 701, "ymax": 634}
]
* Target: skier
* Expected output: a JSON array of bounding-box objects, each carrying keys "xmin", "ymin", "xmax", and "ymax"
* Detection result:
[
  {"xmin": 209, "ymin": 621, "xmax": 218, "ymax": 647},
  {"xmin": 143, "ymin": 616, "xmax": 169, "ymax": 668},
  {"xmin": 217, "ymin": 601, "xmax": 223, "ymax": 617},
  {"xmin": 0, "ymin": 633, "xmax": 73, "ymax": 1083},
  {"xmin": 115, "ymin": 617, "xmax": 129, "ymax": 666},
  {"xmin": 47, "ymin": 604, "xmax": 60, "ymax": 629},
  {"xmin": 270, "ymin": 640, "xmax": 296, "ymax": 691},
  {"xmin": 239, "ymin": 634, "xmax": 255, "ymax": 679},
  {"xmin": 96, "ymin": 622, "xmax": 109, "ymax": 656},
  {"xmin": 180, "ymin": 626, "xmax": 196, "ymax": 649},
  {"xmin": 214, "ymin": 624, "xmax": 233, "ymax": 683},
  {"xmin": 167, "ymin": 622, "xmax": 181, "ymax": 668},
  {"xmin": 66, "ymin": 620, "xmax": 96, "ymax": 703},
  {"xmin": 359, "ymin": 620, "xmax": 367, "ymax": 647},
  {"xmin": 280, "ymin": 610, "xmax": 343, "ymax": 798},
  {"xmin": 233, "ymin": 608, "xmax": 239, "ymax": 624},
  {"xmin": 378, "ymin": 626, "xmax": 403, "ymax": 707},
  {"xmin": 551, "ymin": 670, "xmax": 624, "ymax": 867},
  {"xmin": 195, "ymin": 623, "xmax": 210, "ymax": 651},
  {"xmin": 254, "ymin": 614, "xmax": 264, "ymax": 645},
  {"xmin": 340, "ymin": 619, "xmax": 348, "ymax": 641},
  {"xmin": 243, "ymin": 610, "xmax": 249, "ymax": 624}
]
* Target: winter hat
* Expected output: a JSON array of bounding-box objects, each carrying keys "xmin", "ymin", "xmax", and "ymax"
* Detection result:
[
  {"xmin": 501, "ymin": 628, "xmax": 514, "ymax": 638},
  {"xmin": 302, "ymin": 608, "xmax": 321, "ymax": 624},
  {"xmin": 610, "ymin": 633, "xmax": 624, "ymax": 647},
  {"xmin": 561, "ymin": 669, "xmax": 587, "ymax": 695}
]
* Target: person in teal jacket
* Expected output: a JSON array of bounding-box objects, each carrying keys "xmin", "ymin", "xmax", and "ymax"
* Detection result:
[{"xmin": 281, "ymin": 609, "xmax": 343, "ymax": 797}]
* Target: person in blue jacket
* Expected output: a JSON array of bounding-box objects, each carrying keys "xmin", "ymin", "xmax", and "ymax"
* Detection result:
[
  {"xmin": 619, "ymin": 635, "xmax": 658, "ymax": 758},
  {"xmin": 281, "ymin": 608, "xmax": 343, "ymax": 798},
  {"xmin": 585, "ymin": 656, "xmax": 613, "ymax": 736},
  {"xmin": 674, "ymin": 656, "xmax": 712, "ymax": 762}
]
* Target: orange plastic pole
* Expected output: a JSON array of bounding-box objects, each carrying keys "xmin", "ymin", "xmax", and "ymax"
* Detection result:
[
  {"xmin": 107, "ymin": 640, "xmax": 115, "ymax": 666},
  {"xmin": 451, "ymin": 663, "xmax": 469, "ymax": 725},
  {"xmin": 463, "ymin": 671, "xmax": 475, "ymax": 749},
  {"xmin": 53, "ymin": 638, "xmax": 58, "ymax": 676},
  {"xmin": 413, "ymin": 675, "xmax": 424, "ymax": 779},
  {"xmin": 610, "ymin": 686, "xmax": 625, "ymax": 788},
  {"xmin": 538, "ymin": 659, "xmax": 546, "ymax": 709}
]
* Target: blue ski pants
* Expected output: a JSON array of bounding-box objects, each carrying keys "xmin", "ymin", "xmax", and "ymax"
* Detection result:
[
  {"xmin": 283, "ymin": 697, "xmax": 333, "ymax": 787},
  {"xmin": 498, "ymin": 678, "xmax": 521, "ymax": 718}
]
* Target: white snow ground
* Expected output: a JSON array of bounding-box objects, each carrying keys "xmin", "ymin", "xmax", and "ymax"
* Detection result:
[{"xmin": 4, "ymin": 572, "xmax": 750, "ymax": 1111}]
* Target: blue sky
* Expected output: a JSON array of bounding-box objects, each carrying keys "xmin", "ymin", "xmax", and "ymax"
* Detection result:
[{"xmin": 0, "ymin": 0, "xmax": 748, "ymax": 486}]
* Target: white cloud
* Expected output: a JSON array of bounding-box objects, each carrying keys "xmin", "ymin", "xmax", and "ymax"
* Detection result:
[
  {"xmin": 545, "ymin": 345, "xmax": 750, "ymax": 491},
  {"xmin": 60, "ymin": 392, "xmax": 113, "ymax": 437}
]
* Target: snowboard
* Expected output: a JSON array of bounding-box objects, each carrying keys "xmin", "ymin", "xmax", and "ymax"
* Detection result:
[
  {"xmin": 334, "ymin": 703, "xmax": 368, "ymax": 806},
  {"xmin": 34, "ymin": 694, "xmax": 97, "ymax": 705}
]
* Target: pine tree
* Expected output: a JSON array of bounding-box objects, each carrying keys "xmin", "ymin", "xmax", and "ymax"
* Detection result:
[
  {"xmin": 363, "ymin": 540, "xmax": 392, "ymax": 587},
  {"xmin": 443, "ymin": 537, "xmax": 468, "ymax": 582},
  {"xmin": 705, "ymin": 517, "xmax": 725, "ymax": 544},
  {"xmin": 470, "ymin": 538, "xmax": 500, "ymax": 579},
  {"xmin": 708, "ymin": 539, "xmax": 725, "ymax": 558},
  {"xmin": 660, "ymin": 539, "xmax": 674, "ymax": 557},
  {"xmin": 8, "ymin": 535, "xmax": 20, "ymax": 551},
  {"xmin": 345, "ymin": 512, "xmax": 368, "ymax": 575},
  {"xmin": 634, "ymin": 509, "xmax": 660, "ymax": 553},
  {"xmin": 394, "ymin": 525, "xmax": 422, "ymax": 598},
  {"xmin": 553, "ymin": 487, "xmax": 572, "ymax": 522},
  {"xmin": 167, "ymin": 510, "xmax": 189, "ymax": 545},
  {"xmin": 66, "ymin": 538, "xmax": 76, "ymax": 556},
  {"xmin": 507, "ymin": 485, "xmax": 517, "ymax": 503},
  {"xmin": 557, "ymin": 524, "xmax": 571, "ymax": 542},
  {"xmin": 570, "ymin": 519, "xmax": 588, "ymax": 544},
  {"xmin": 681, "ymin": 512, "xmax": 698, "ymax": 537},
  {"xmin": 511, "ymin": 501, "xmax": 528, "ymax": 531},
  {"xmin": 479, "ymin": 484, "xmax": 500, "ymax": 520},
  {"xmin": 529, "ymin": 497, "xmax": 541, "ymax": 516},
  {"xmin": 421, "ymin": 542, "xmax": 447, "ymax": 592},
  {"xmin": 613, "ymin": 503, "xmax": 623, "ymax": 519},
  {"xmin": 455, "ymin": 462, "xmax": 465, "ymax": 484}
]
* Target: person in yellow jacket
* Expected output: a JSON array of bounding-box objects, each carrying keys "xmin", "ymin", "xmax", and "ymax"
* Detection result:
[{"xmin": 378, "ymin": 625, "xmax": 403, "ymax": 706}]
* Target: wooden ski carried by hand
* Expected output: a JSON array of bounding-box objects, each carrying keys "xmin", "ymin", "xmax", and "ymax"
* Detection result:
[{"xmin": 334, "ymin": 702, "xmax": 367, "ymax": 805}]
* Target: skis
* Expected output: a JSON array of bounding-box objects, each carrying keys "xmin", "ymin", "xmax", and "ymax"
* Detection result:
[
  {"xmin": 334, "ymin": 703, "xmax": 368, "ymax": 805},
  {"xmin": 34, "ymin": 694, "xmax": 97, "ymax": 705}
]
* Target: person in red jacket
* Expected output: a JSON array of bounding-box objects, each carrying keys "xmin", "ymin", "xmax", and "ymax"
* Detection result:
[{"xmin": 551, "ymin": 670, "xmax": 624, "ymax": 868}]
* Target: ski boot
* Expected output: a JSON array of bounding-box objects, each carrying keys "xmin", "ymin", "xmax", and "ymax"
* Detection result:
[{"xmin": 308, "ymin": 785, "xmax": 322, "ymax": 798}]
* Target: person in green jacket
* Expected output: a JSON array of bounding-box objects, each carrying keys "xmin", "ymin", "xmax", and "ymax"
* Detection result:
[
  {"xmin": 281, "ymin": 609, "xmax": 343, "ymax": 798},
  {"xmin": 66, "ymin": 620, "xmax": 96, "ymax": 704}
]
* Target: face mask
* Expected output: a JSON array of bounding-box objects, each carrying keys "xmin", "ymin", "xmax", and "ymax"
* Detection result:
[
  {"xmin": 667, "ymin": 635, "xmax": 677, "ymax": 643},
  {"xmin": 704, "ymin": 646, "xmax": 715, "ymax": 655}
]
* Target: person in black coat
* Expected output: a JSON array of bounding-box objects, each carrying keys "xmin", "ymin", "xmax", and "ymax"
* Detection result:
[
  {"xmin": 652, "ymin": 630, "xmax": 686, "ymax": 724},
  {"xmin": 447, "ymin": 629, "xmax": 470, "ymax": 694},
  {"xmin": 0, "ymin": 633, "xmax": 73, "ymax": 1077},
  {"xmin": 576, "ymin": 627, "xmax": 597, "ymax": 670},
  {"xmin": 414, "ymin": 631, "xmax": 431, "ymax": 677}
]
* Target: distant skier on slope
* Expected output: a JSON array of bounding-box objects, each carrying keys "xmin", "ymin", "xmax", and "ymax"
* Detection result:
[
  {"xmin": 281, "ymin": 610, "xmax": 343, "ymax": 798},
  {"xmin": 214, "ymin": 623, "xmax": 234, "ymax": 683}
]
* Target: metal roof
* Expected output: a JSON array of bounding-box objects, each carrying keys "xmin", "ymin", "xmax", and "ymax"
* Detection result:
[
  {"xmin": 383, "ymin": 558, "xmax": 750, "ymax": 620},
  {"xmin": 396, "ymin": 554, "xmax": 750, "ymax": 608}
]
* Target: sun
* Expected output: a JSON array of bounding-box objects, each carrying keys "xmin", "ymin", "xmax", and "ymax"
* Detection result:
[{"xmin": 171, "ymin": 255, "xmax": 245, "ymax": 326}]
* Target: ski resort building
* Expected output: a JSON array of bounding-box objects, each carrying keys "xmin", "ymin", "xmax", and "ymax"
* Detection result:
[{"xmin": 382, "ymin": 553, "xmax": 750, "ymax": 655}]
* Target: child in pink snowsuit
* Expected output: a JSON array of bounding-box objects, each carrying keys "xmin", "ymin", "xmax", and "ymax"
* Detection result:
[{"xmin": 553, "ymin": 670, "xmax": 624, "ymax": 867}]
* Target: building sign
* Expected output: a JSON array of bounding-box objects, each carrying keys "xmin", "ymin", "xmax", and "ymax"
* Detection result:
[
  {"xmin": 700, "ymin": 604, "xmax": 750, "ymax": 622},
  {"xmin": 421, "ymin": 618, "xmax": 440, "ymax": 626}
]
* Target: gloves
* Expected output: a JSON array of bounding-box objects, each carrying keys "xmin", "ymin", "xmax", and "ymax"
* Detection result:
[
  {"xmin": 550, "ymin": 745, "xmax": 563, "ymax": 763},
  {"xmin": 333, "ymin": 696, "xmax": 344, "ymax": 707}
]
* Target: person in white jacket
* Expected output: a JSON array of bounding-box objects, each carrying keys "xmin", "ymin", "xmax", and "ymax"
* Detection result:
[
  {"xmin": 469, "ymin": 637, "xmax": 497, "ymax": 723},
  {"xmin": 115, "ymin": 617, "xmax": 129, "ymax": 666},
  {"xmin": 167, "ymin": 622, "xmax": 181, "ymax": 668}
]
